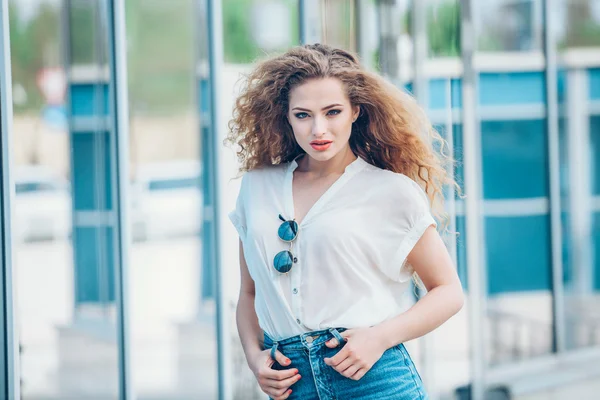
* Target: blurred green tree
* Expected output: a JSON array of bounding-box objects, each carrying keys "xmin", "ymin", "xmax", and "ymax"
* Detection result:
[{"xmin": 405, "ymin": 1, "xmax": 461, "ymax": 58}]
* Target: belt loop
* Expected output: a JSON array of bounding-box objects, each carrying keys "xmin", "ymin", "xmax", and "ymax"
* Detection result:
[
  {"xmin": 270, "ymin": 341, "xmax": 279, "ymax": 361},
  {"xmin": 328, "ymin": 328, "xmax": 345, "ymax": 347}
]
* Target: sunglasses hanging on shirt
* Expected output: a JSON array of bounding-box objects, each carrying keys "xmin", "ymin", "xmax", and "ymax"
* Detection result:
[{"xmin": 273, "ymin": 214, "xmax": 299, "ymax": 273}]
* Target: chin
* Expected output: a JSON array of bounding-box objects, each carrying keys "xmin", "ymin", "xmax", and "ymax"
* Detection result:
[{"xmin": 306, "ymin": 149, "xmax": 336, "ymax": 162}]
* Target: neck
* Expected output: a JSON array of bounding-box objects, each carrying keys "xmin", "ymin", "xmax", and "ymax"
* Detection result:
[{"xmin": 297, "ymin": 146, "xmax": 357, "ymax": 177}]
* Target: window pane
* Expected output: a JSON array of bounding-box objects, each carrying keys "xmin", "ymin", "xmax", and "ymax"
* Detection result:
[
  {"xmin": 478, "ymin": 0, "xmax": 543, "ymax": 52},
  {"xmin": 126, "ymin": 0, "xmax": 217, "ymax": 398},
  {"xmin": 11, "ymin": 0, "xmax": 121, "ymax": 397},
  {"xmin": 557, "ymin": 0, "xmax": 600, "ymax": 351}
]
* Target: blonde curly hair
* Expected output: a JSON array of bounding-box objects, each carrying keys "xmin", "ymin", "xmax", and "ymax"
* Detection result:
[{"xmin": 225, "ymin": 43, "xmax": 458, "ymax": 228}]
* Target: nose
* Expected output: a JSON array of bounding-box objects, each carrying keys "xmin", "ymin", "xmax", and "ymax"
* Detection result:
[{"xmin": 311, "ymin": 115, "xmax": 327, "ymax": 137}]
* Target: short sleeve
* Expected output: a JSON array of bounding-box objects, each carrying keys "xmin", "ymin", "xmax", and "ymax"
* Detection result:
[
  {"xmin": 228, "ymin": 173, "xmax": 249, "ymax": 241},
  {"xmin": 383, "ymin": 177, "xmax": 437, "ymax": 282}
]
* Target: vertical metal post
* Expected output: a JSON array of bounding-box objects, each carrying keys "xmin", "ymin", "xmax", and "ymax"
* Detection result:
[
  {"xmin": 377, "ymin": 0, "xmax": 400, "ymax": 82},
  {"xmin": 411, "ymin": 1, "xmax": 437, "ymax": 397},
  {"xmin": 299, "ymin": 0, "xmax": 321, "ymax": 45},
  {"xmin": 567, "ymin": 69, "xmax": 592, "ymax": 294},
  {"xmin": 460, "ymin": 0, "xmax": 487, "ymax": 399},
  {"xmin": 354, "ymin": 0, "xmax": 374, "ymax": 70},
  {"xmin": 206, "ymin": 0, "xmax": 230, "ymax": 398},
  {"xmin": 542, "ymin": 0, "xmax": 566, "ymax": 354},
  {"xmin": 445, "ymin": 79, "xmax": 458, "ymax": 267},
  {"xmin": 106, "ymin": 0, "xmax": 133, "ymax": 398},
  {"xmin": 412, "ymin": 0, "xmax": 427, "ymax": 104},
  {"xmin": 195, "ymin": 0, "xmax": 216, "ymax": 305},
  {"xmin": 0, "ymin": 0, "xmax": 19, "ymax": 398}
]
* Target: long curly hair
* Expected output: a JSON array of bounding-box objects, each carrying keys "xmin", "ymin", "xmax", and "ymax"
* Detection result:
[{"xmin": 225, "ymin": 43, "xmax": 458, "ymax": 228}]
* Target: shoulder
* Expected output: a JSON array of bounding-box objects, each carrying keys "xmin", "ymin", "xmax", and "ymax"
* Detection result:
[
  {"xmin": 238, "ymin": 163, "xmax": 288, "ymax": 188},
  {"xmin": 360, "ymin": 163, "xmax": 429, "ymax": 205}
]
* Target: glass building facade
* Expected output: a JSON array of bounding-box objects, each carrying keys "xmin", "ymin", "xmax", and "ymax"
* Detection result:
[{"xmin": 0, "ymin": 0, "xmax": 599, "ymax": 399}]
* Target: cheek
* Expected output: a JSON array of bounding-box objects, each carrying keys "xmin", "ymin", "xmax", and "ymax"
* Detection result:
[{"xmin": 290, "ymin": 121, "xmax": 309, "ymax": 138}]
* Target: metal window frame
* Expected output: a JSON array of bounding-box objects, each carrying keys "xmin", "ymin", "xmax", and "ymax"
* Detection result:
[
  {"xmin": 460, "ymin": 1, "xmax": 488, "ymax": 399},
  {"xmin": 0, "ymin": 0, "xmax": 19, "ymax": 398},
  {"xmin": 206, "ymin": 1, "xmax": 230, "ymax": 399},
  {"xmin": 411, "ymin": 1, "xmax": 439, "ymax": 397},
  {"xmin": 105, "ymin": 0, "xmax": 133, "ymax": 398},
  {"xmin": 299, "ymin": 0, "xmax": 322, "ymax": 45},
  {"xmin": 543, "ymin": 0, "xmax": 566, "ymax": 356}
]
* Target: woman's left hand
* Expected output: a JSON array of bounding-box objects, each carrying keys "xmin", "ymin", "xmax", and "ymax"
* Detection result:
[{"xmin": 323, "ymin": 327, "xmax": 388, "ymax": 381}]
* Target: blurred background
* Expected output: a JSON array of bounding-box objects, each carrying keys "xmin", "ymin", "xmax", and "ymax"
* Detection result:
[{"xmin": 0, "ymin": 0, "xmax": 599, "ymax": 399}]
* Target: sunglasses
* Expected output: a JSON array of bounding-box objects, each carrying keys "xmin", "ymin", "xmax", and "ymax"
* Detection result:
[{"xmin": 273, "ymin": 214, "xmax": 299, "ymax": 273}]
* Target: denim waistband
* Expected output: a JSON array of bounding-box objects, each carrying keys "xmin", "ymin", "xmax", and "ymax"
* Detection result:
[{"xmin": 264, "ymin": 328, "xmax": 347, "ymax": 360}]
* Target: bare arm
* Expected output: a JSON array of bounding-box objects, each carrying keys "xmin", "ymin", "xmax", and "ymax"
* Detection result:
[
  {"xmin": 373, "ymin": 226, "xmax": 465, "ymax": 348},
  {"xmin": 236, "ymin": 239, "xmax": 301, "ymax": 399},
  {"xmin": 235, "ymin": 239, "xmax": 264, "ymax": 368}
]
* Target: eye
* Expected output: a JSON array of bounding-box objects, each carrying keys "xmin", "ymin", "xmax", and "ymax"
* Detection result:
[
  {"xmin": 327, "ymin": 109, "xmax": 341, "ymax": 116},
  {"xmin": 294, "ymin": 112, "xmax": 309, "ymax": 119}
]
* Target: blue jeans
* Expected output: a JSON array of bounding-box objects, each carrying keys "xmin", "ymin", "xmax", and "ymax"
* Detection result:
[{"xmin": 264, "ymin": 328, "xmax": 428, "ymax": 400}]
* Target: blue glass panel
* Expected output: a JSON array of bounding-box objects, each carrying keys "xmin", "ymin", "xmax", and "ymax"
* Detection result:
[
  {"xmin": 71, "ymin": 132, "xmax": 113, "ymax": 210},
  {"xmin": 591, "ymin": 116, "xmax": 600, "ymax": 195},
  {"xmin": 451, "ymin": 78, "xmax": 462, "ymax": 108},
  {"xmin": 73, "ymin": 226, "xmax": 115, "ymax": 303},
  {"xmin": 429, "ymin": 79, "xmax": 448, "ymax": 109},
  {"xmin": 456, "ymin": 215, "xmax": 468, "ymax": 289},
  {"xmin": 557, "ymin": 69, "xmax": 567, "ymax": 105},
  {"xmin": 70, "ymin": 84, "xmax": 110, "ymax": 116},
  {"xmin": 452, "ymin": 124, "xmax": 464, "ymax": 199},
  {"xmin": 589, "ymin": 68, "xmax": 600, "ymax": 101},
  {"xmin": 486, "ymin": 215, "xmax": 552, "ymax": 294},
  {"xmin": 479, "ymin": 72, "xmax": 546, "ymax": 105},
  {"xmin": 594, "ymin": 212, "xmax": 600, "ymax": 290},
  {"xmin": 481, "ymin": 120, "xmax": 548, "ymax": 199}
]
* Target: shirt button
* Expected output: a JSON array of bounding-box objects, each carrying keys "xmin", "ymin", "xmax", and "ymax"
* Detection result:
[
  {"xmin": 293, "ymin": 288, "xmax": 298, "ymax": 294},
  {"xmin": 293, "ymin": 257, "xmax": 298, "ymax": 263},
  {"xmin": 296, "ymin": 319, "xmax": 301, "ymax": 324}
]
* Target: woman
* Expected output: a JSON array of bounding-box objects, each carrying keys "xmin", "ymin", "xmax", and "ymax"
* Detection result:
[{"xmin": 226, "ymin": 43, "xmax": 464, "ymax": 400}]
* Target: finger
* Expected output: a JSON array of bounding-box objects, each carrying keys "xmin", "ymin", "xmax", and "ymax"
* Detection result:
[
  {"xmin": 325, "ymin": 331, "xmax": 350, "ymax": 348},
  {"xmin": 324, "ymin": 346, "xmax": 350, "ymax": 367},
  {"xmin": 264, "ymin": 372, "xmax": 302, "ymax": 390},
  {"xmin": 340, "ymin": 364, "xmax": 360, "ymax": 378},
  {"xmin": 272, "ymin": 350, "xmax": 292, "ymax": 367},
  {"xmin": 351, "ymin": 368, "xmax": 368, "ymax": 381},
  {"xmin": 273, "ymin": 389, "xmax": 293, "ymax": 400},
  {"xmin": 332, "ymin": 357, "xmax": 354, "ymax": 373},
  {"xmin": 261, "ymin": 366, "xmax": 299, "ymax": 380}
]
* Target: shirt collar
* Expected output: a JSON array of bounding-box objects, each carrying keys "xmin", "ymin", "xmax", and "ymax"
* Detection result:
[{"xmin": 287, "ymin": 153, "xmax": 367, "ymax": 174}]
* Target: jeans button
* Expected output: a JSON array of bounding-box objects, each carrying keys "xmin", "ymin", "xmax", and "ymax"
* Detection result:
[{"xmin": 306, "ymin": 336, "xmax": 313, "ymax": 343}]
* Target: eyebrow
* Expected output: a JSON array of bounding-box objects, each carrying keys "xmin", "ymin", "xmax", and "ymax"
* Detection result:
[{"xmin": 291, "ymin": 104, "xmax": 343, "ymax": 112}]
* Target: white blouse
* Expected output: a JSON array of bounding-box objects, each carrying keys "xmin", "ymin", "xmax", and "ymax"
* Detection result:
[{"xmin": 228, "ymin": 155, "xmax": 436, "ymax": 341}]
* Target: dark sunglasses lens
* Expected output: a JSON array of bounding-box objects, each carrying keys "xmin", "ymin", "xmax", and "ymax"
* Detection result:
[
  {"xmin": 278, "ymin": 220, "xmax": 298, "ymax": 242},
  {"xmin": 273, "ymin": 250, "xmax": 294, "ymax": 273}
]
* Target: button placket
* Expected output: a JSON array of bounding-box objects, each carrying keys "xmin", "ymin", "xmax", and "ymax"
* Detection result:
[{"xmin": 291, "ymin": 240, "xmax": 302, "ymax": 325}]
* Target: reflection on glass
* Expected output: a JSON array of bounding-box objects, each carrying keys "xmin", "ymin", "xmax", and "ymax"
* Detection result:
[
  {"xmin": 11, "ymin": 0, "xmax": 120, "ymax": 398},
  {"xmin": 482, "ymin": 118, "xmax": 554, "ymax": 365},
  {"xmin": 478, "ymin": 0, "xmax": 543, "ymax": 52},
  {"xmin": 557, "ymin": 0, "xmax": 600, "ymax": 351},
  {"xmin": 223, "ymin": 0, "xmax": 298, "ymax": 63},
  {"xmin": 321, "ymin": 0, "xmax": 356, "ymax": 51},
  {"xmin": 126, "ymin": 0, "xmax": 217, "ymax": 398}
]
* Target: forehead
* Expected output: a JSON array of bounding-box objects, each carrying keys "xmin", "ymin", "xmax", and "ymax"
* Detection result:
[{"xmin": 288, "ymin": 78, "xmax": 350, "ymax": 107}]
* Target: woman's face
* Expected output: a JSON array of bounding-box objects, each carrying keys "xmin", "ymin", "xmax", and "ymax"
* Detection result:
[{"xmin": 287, "ymin": 77, "xmax": 359, "ymax": 163}]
